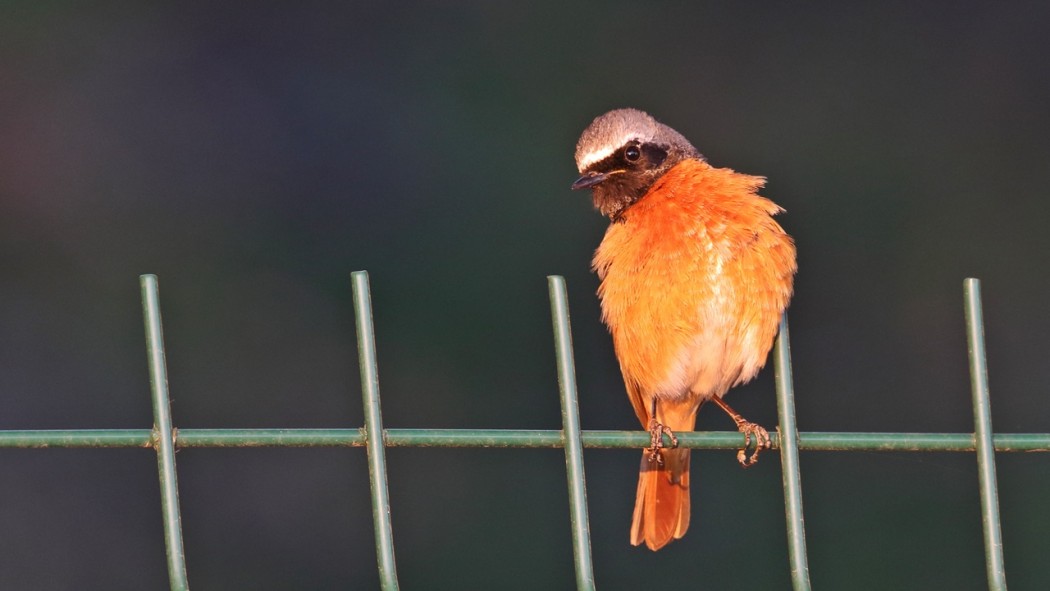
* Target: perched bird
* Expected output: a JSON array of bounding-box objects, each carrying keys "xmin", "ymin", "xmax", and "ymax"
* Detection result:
[{"xmin": 572, "ymin": 108, "xmax": 796, "ymax": 551}]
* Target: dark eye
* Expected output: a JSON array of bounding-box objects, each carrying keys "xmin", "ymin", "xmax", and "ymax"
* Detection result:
[{"xmin": 624, "ymin": 144, "xmax": 641, "ymax": 162}]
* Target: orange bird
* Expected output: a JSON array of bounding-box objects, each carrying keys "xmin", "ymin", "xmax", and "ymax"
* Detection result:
[{"xmin": 571, "ymin": 108, "xmax": 796, "ymax": 551}]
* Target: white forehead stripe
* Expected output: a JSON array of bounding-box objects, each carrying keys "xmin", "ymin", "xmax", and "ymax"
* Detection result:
[
  {"xmin": 576, "ymin": 133, "xmax": 642, "ymax": 170},
  {"xmin": 574, "ymin": 108, "xmax": 661, "ymax": 172}
]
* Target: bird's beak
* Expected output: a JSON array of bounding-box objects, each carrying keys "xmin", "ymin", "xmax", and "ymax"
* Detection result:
[
  {"xmin": 572, "ymin": 169, "xmax": 625, "ymax": 190},
  {"xmin": 571, "ymin": 171, "xmax": 609, "ymax": 190}
]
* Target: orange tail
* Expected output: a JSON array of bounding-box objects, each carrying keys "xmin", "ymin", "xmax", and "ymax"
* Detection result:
[{"xmin": 630, "ymin": 447, "xmax": 691, "ymax": 550}]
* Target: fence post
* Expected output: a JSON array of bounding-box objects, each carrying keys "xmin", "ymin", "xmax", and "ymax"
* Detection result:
[
  {"xmin": 548, "ymin": 276, "xmax": 596, "ymax": 591},
  {"xmin": 351, "ymin": 271, "xmax": 401, "ymax": 591},
  {"xmin": 774, "ymin": 315, "xmax": 812, "ymax": 591},
  {"xmin": 964, "ymin": 279, "xmax": 1008, "ymax": 591},
  {"xmin": 140, "ymin": 274, "xmax": 191, "ymax": 591}
]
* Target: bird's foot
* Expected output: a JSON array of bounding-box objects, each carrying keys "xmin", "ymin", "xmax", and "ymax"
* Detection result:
[
  {"xmin": 710, "ymin": 395, "xmax": 772, "ymax": 468},
  {"xmin": 733, "ymin": 420, "xmax": 771, "ymax": 468},
  {"xmin": 646, "ymin": 418, "xmax": 678, "ymax": 465}
]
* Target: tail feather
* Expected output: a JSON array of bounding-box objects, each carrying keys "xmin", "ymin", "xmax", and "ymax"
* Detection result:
[{"xmin": 630, "ymin": 447, "xmax": 691, "ymax": 551}]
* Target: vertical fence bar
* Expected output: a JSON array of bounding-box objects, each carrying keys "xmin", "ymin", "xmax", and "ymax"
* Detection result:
[
  {"xmin": 140, "ymin": 275, "xmax": 190, "ymax": 591},
  {"xmin": 351, "ymin": 271, "xmax": 400, "ymax": 591},
  {"xmin": 964, "ymin": 278, "xmax": 1008, "ymax": 591},
  {"xmin": 547, "ymin": 276, "xmax": 596, "ymax": 591},
  {"xmin": 773, "ymin": 315, "xmax": 812, "ymax": 591}
]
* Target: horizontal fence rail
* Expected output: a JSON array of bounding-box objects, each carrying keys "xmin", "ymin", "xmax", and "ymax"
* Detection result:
[
  {"xmin": 0, "ymin": 272, "xmax": 1041, "ymax": 591},
  {"xmin": 1, "ymin": 429, "xmax": 1049, "ymax": 451}
]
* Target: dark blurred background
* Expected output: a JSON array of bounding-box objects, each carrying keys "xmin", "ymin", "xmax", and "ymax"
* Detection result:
[{"xmin": 3, "ymin": 2, "xmax": 1049, "ymax": 589}]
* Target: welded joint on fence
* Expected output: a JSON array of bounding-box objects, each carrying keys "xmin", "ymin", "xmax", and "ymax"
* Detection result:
[{"xmin": 140, "ymin": 274, "xmax": 191, "ymax": 591}]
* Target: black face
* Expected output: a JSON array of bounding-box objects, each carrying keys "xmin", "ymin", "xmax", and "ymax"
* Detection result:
[{"xmin": 573, "ymin": 141, "xmax": 682, "ymax": 221}]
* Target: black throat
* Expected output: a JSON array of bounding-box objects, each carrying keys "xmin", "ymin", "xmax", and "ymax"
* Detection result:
[{"xmin": 585, "ymin": 142, "xmax": 700, "ymax": 221}]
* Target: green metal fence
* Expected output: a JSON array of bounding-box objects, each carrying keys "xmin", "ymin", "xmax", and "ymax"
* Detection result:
[{"xmin": 1, "ymin": 272, "xmax": 1046, "ymax": 590}]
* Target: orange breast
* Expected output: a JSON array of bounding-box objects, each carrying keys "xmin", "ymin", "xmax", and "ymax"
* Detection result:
[{"xmin": 593, "ymin": 159, "xmax": 796, "ymax": 402}]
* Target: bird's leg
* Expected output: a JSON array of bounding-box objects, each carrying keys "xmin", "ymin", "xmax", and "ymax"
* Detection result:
[
  {"xmin": 646, "ymin": 398, "xmax": 678, "ymax": 465},
  {"xmin": 711, "ymin": 396, "xmax": 771, "ymax": 468}
]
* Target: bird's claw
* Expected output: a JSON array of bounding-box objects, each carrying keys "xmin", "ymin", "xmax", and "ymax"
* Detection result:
[
  {"xmin": 734, "ymin": 420, "xmax": 771, "ymax": 468},
  {"xmin": 646, "ymin": 418, "xmax": 678, "ymax": 465}
]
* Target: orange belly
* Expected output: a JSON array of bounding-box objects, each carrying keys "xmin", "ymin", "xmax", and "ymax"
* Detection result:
[{"xmin": 593, "ymin": 159, "xmax": 796, "ymax": 405}]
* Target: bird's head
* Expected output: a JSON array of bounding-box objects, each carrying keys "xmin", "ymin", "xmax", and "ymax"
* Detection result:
[{"xmin": 572, "ymin": 108, "xmax": 702, "ymax": 221}]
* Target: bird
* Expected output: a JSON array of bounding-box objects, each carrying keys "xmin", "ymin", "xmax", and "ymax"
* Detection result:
[{"xmin": 571, "ymin": 108, "xmax": 796, "ymax": 551}]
